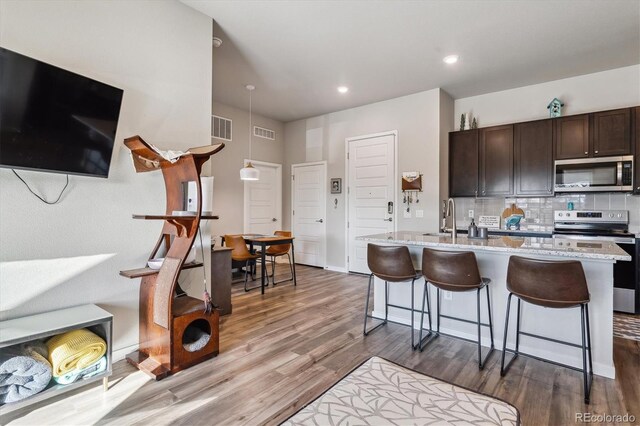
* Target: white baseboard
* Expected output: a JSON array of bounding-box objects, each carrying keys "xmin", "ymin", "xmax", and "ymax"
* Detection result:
[
  {"xmin": 112, "ymin": 343, "xmax": 139, "ymax": 362},
  {"xmin": 325, "ymin": 265, "xmax": 347, "ymax": 273}
]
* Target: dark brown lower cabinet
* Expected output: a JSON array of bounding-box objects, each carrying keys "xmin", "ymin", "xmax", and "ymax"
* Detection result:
[
  {"xmin": 480, "ymin": 125, "xmax": 513, "ymax": 196},
  {"xmin": 515, "ymin": 120, "xmax": 554, "ymax": 196}
]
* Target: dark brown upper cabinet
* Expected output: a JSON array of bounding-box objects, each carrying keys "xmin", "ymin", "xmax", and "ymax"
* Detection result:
[
  {"xmin": 592, "ymin": 108, "xmax": 632, "ymax": 157},
  {"xmin": 515, "ymin": 119, "xmax": 553, "ymax": 196},
  {"xmin": 449, "ymin": 130, "xmax": 479, "ymax": 197},
  {"xmin": 555, "ymin": 114, "xmax": 589, "ymax": 159},
  {"xmin": 480, "ymin": 125, "xmax": 514, "ymax": 197},
  {"xmin": 635, "ymin": 107, "xmax": 640, "ymax": 194}
]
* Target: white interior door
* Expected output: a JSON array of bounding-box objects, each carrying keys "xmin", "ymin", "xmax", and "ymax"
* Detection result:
[
  {"xmin": 347, "ymin": 132, "xmax": 396, "ymax": 274},
  {"xmin": 244, "ymin": 160, "xmax": 282, "ymax": 235},
  {"xmin": 291, "ymin": 162, "xmax": 326, "ymax": 267}
]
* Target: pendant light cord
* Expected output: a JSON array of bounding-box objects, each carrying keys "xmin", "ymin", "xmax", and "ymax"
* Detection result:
[{"xmin": 248, "ymin": 88, "xmax": 252, "ymax": 161}]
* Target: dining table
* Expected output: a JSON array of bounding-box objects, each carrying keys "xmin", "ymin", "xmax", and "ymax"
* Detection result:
[{"xmin": 221, "ymin": 234, "xmax": 297, "ymax": 294}]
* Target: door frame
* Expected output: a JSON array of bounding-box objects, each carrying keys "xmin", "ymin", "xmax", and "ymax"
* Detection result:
[
  {"xmin": 344, "ymin": 130, "xmax": 398, "ymax": 272},
  {"xmin": 291, "ymin": 161, "xmax": 327, "ymax": 268},
  {"xmin": 243, "ymin": 159, "xmax": 283, "ymax": 234}
]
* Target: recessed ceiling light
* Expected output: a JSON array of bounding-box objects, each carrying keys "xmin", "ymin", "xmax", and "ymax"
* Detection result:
[
  {"xmin": 443, "ymin": 55, "xmax": 459, "ymax": 64},
  {"xmin": 337, "ymin": 86, "xmax": 349, "ymax": 94}
]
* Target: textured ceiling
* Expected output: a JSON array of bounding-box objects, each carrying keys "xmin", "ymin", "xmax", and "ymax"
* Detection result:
[{"xmin": 183, "ymin": 0, "xmax": 640, "ymax": 122}]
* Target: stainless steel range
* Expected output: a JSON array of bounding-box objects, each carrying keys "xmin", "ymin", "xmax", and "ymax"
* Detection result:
[{"xmin": 553, "ymin": 210, "xmax": 638, "ymax": 313}]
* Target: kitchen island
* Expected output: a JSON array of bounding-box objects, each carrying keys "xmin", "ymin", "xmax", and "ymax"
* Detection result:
[{"xmin": 357, "ymin": 231, "xmax": 631, "ymax": 379}]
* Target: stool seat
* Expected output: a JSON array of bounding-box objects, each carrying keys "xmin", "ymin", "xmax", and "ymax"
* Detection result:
[{"xmin": 506, "ymin": 256, "xmax": 589, "ymax": 308}]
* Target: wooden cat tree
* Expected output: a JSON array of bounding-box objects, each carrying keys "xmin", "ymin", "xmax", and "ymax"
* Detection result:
[{"xmin": 119, "ymin": 135, "xmax": 224, "ymax": 380}]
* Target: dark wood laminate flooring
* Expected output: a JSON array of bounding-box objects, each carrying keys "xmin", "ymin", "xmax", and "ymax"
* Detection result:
[{"xmin": 3, "ymin": 266, "xmax": 638, "ymax": 425}]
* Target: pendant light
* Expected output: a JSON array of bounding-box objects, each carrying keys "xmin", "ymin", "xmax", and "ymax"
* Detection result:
[{"xmin": 240, "ymin": 84, "xmax": 260, "ymax": 181}]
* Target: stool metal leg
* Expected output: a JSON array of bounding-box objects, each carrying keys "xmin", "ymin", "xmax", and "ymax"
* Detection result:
[
  {"xmin": 411, "ymin": 278, "xmax": 415, "ymax": 349},
  {"xmin": 581, "ymin": 304, "xmax": 593, "ymax": 404},
  {"xmin": 476, "ymin": 287, "xmax": 495, "ymax": 370},
  {"xmin": 364, "ymin": 274, "xmax": 387, "ymax": 336},
  {"xmin": 417, "ymin": 280, "xmax": 436, "ymax": 351},
  {"xmin": 501, "ymin": 293, "xmax": 519, "ymax": 376},
  {"xmin": 486, "ymin": 285, "xmax": 495, "ymax": 348}
]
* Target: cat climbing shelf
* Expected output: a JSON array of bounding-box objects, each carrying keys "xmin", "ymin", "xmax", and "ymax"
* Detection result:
[{"xmin": 120, "ymin": 135, "xmax": 224, "ymax": 380}]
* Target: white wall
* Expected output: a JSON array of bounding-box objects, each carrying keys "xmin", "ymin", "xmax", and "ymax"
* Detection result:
[
  {"xmin": 209, "ymin": 102, "xmax": 285, "ymax": 243},
  {"xmin": 283, "ymin": 89, "xmax": 451, "ymax": 270},
  {"xmin": 454, "ymin": 65, "xmax": 640, "ymax": 128},
  {"xmin": 0, "ymin": 0, "xmax": 213, "ymax": 357}
]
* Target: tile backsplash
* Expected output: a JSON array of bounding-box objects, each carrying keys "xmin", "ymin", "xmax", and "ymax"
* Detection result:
[{"xmin": 454, "ymin": 194, "xmax": 640, "ymax": 234}]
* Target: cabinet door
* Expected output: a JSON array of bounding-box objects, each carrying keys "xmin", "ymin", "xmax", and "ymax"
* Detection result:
[
  {"xmin": 635, "ymin": 107, "xmax": 640, "ymax": 194},
  {"xmin": 555, "ymin": 114, "xmax": 589, "ymax": 159},
  {"xmin": 449, "ymin": 130, "xmax": 478, "ymax": 197},
  {"xmin": 480, "ymin": 125, "xmax": 513, "ymax": 196},
  {"xmin": 592, "ymin": 108, "xmax": 631, "ymax": 157},
  {"xmin": 515, "ymin": 120, "xmax": 553, "ymax": 196}
]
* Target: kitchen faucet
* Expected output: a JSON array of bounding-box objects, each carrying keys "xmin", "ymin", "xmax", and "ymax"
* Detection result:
[{"xmin": 442, "ymin": 198, "xmax": 457, "ymax": 242}]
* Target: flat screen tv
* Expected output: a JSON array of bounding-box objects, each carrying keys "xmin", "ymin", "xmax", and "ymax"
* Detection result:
[{"xmin": 0, "ymin": 47, "xmax": 123, "ymax": 178}]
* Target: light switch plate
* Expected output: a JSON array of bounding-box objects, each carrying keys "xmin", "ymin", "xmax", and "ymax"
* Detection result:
[
  {"xmin": 444, "ymin": 291, "xmax": 453, "ymax": 300},
  {"xmin": 415, "ymin": 210, "xmax": 424, "ymax": 218},
  {"xmin": 403, "ymin": 210, "xmax": 411, "ymax": 218},
  {"xmin": 468, "ymin": 209, "xmax": 474, "ymax": 218}
]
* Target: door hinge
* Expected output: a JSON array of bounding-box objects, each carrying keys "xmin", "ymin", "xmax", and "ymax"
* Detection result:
[
  {"xmin": 347, "ymin": 152, "xmax": 349, "ymax": 160},
  {"xmin": 347, "ymin": 256, "xmax": 349, "ymax": 263},
  {"xmin": 292, "ymin": 175, "xmax": 295, "ymax": 180},
  {"xmin": 347, "ymin": 221, "xmax": 349, "ymax": 228},
  {"xmin": 347, "ymin": 186, "xmax": 350, "ymax": 194},
  {"xmin": 293, "ymin": 210, "xmax": 295, "ymax": 216}
]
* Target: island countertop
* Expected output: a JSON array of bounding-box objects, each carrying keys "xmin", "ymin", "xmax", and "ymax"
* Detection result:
[{"xmin": 357, "ymin": 231, "xmax": 631, "ymax": 261}]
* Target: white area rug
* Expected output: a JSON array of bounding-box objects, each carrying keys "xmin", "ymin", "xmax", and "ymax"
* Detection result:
[{"xmin": 283, "ymin": 356, "xmax": 519, "ymax": 425}]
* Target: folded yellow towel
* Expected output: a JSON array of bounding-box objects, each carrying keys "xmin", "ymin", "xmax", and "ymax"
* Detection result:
[{"xmin": 46, "ymin": 329, "xmax": 107, "ymax": 377}]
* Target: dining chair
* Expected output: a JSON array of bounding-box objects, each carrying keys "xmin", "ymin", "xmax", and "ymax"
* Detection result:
[
  {"xmin": 224, "ymin": 234, "xmax": 262, "ymax": 292},
  {"xmin": 260, "ymin": 231, "xmax": 294, "ymax": 285}
]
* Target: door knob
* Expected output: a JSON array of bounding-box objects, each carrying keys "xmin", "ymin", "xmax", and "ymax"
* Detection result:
[
  {"xmin": 272, "ymin": 218, "xmax": 277, "ymax": 222},
  {"xmin": 316, "ymin": 219, "xmax": 323, "ymax": 223},
  {"xmin": 383, "ymin": 218, "xmax": 393, "ymax": 222}
]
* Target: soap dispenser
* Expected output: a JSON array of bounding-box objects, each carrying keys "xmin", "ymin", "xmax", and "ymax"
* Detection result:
[{"xmin": 468, "ymin": 218, "xmax": 478, "ymax": 238}]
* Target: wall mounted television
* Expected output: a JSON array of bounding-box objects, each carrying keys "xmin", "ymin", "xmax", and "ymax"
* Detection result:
[{"xmin": 0, "ymin": 47, "xmax": 124, "ymax": 178}]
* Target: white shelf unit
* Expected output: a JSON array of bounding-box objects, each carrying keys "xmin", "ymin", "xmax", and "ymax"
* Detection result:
[{"xmin": 0, "ymin": 304, "xmax": 113, "ymax": 414}]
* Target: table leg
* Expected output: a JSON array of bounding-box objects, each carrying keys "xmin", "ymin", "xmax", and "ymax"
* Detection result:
[
  {"xmin": 261, "ymin": 242, "xmax": 266, "ymax": 294},
  {"xmin": 290, "ymin": 239, "xmax": 297, "ymax": 286}
]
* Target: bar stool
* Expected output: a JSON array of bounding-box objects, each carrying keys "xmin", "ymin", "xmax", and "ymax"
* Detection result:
[
  {"xmin": 501, "ymin": 256, "xmax": 593, "ymax": 404},
  {"xmin": 419, "ymin": 248, "xmax": 494, "ymax": 369},
  {"xmin": 363, "ymin": 244, "xmax": 430, "ymax": 350}
]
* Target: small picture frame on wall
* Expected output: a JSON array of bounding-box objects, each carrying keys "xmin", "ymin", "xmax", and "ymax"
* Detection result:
[{"xmin": 330, "ymin": 178, "xmax": 342, "ymax": 194}]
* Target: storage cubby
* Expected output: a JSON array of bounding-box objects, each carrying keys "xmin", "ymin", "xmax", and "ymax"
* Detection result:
[{"xmin": 0, "ymin": 304, "xmax": 112, "ymax": 413}]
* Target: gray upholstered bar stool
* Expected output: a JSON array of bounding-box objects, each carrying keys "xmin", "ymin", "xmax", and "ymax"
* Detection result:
[
  {"xmin": 418, "ymin": 248, "xmax": 495, "ymax": 369},
  {"xmin": 501, "ymin": 256, "xmax": 593, "ymax": 404},
  {"xmin": 363, "ymin": 243, "xmax": 431, "ymax": 350}
]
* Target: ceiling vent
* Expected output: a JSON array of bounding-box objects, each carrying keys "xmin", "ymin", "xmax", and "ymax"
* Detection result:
[
  {"xmin": 212, "ymin": 115, "xmax": 232, "ymax": 141},
  {"xmin": 254, "ymin": 125, "xmax": 275, "ymax": 141}
]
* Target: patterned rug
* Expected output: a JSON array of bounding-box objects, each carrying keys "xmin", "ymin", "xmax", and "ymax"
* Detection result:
[
  {"xmin": 613, "ymin": 312, "xmax": 640, "ymax": 341},
  {"xmin": 282, "ymin": 357, "xmax": 519, "ymax": 425}
]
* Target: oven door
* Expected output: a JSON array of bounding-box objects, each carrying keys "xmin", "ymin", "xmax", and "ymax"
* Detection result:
[{"xmin": 554, "ymin": 156, "xmax": 633, "ymax": 192}]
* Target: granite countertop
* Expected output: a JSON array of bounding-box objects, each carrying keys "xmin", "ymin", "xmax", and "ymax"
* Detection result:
[{"xmin": 357, "ymin": 231, "xmax": 631, "ymax": 261}]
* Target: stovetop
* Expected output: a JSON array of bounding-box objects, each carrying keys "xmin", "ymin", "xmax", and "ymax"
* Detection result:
[{"xmin": 553, "ymin": 209, "xmax": 633, "ymax": 239}]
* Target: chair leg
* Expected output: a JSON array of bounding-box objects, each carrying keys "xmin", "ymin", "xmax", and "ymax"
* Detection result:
[
  {"xmin": 411, "ymin": 278, "xmax": 415, "ymax": 349},
  {"xmin": 436, "ymin": 288, "xmax": 441, "ymax": 334},
  {"xmin": 581, "ymin": 304, "xmax": 593, "ymax": 404},
  {"xmin": 585, "ymin": 303, "xmax": 594, "ymax": 375},
  {"xmin": 476, "ymin": 287, "xmax": 494, "ymax": 370},
  {"xmin": 486, "ymin": 285, "xmax": 495, "ymax": 348},
  {"xmin": 418, "ymin": 281, "xmax": 437, "ymax": 352},
  {"xmin": 271, "ymin": 253, "xmax": 294, "ymax": 285},
  {"xmin": 363, "ymin": 274, "xmax": 387, "ymax": 336},
  {"xmin": 501, "ymin": 292, "xmax": 518, "ymax": 376}
]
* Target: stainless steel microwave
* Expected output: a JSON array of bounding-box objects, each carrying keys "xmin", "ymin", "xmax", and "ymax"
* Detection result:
[{"xmin": 554, "ymin": 156, "xmax": 634, "ymax": 192}]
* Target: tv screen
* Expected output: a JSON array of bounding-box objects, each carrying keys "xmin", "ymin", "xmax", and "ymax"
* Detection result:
[{"xmin": 0, "ymin": 47, "xmax": 123, "ymax": 178}]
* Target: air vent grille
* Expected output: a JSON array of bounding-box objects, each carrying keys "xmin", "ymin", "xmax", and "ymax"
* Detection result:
[
  {"xmin": 254, "ymin": 126, "xmax": 275, "ymax": 140},
  {"xmin": 212, "ymin": 115, "xmax": 232, "ymax": 141}
]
